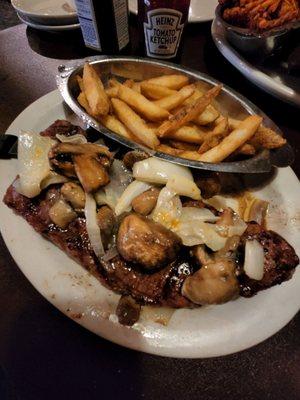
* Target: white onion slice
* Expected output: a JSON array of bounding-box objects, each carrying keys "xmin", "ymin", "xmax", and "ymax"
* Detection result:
[
  {"xmin": 152, "ymin": 187, "xmax": 182, "ymax": 229},
  {"xmin": 18, "ymin": 131, "xmax": 55, "ymax": 198},
  {"xmin": 204, "ymin": 195, "xmax": 240, "ymax": 215},
  {"xmin": 133, "ymin": 157, "xmax": 193, "ymax": 185},
  {"xmin": 244, "ymin": 240, "xmax": 265, "ymax": 280},
  {"xmin": 115, "ymin": 180, "xmax": 152, "ymax": 216},
  {"xmin": 167, "ymin": 176, "xmax": 201, "ymax": 200},
  {"xmin": 175, "ymin": 220, "xmax": 227, "ymax": 251},
  {"xmin": 56, "ymin": 134, "xmax": 87, "ymax": 144},
  {"xmin": 84, "ymin": 193, "xmax": 104, "ymax": 257}
]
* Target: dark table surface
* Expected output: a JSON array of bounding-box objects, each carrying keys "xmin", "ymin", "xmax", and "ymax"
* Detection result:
[{"xmin": 0, "ymin": 7, "xmax": 299, "ymax": 400}]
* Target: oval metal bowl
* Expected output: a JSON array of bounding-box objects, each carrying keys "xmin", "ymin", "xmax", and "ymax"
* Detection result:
[{"xmin": 56, "ymin": 56, "xmax": 294, "ymax": 173}]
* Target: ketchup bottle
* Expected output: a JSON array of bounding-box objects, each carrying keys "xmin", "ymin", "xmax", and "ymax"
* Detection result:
[{"xmin": 138, "ymin": 0, "xmax": 191, "ymax": 60}]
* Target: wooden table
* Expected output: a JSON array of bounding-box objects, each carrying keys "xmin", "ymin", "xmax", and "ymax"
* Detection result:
[{"xmin": 0, "ymin": 21, "xmax": 299, "ymax": 400}]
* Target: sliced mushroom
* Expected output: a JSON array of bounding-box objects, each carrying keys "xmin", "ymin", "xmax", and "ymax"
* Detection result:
[
  {"xmin": 49, "ymin": 198, "xmax": 77, "ymax": 229},
  {"xmin": 74, "ymin": 154, "xmax": 110, "ymax": 193},
  {"xmin": 49, "ymin": 142, "xmax": 112, "ymax": 185},
  {"xmin": 61, "ymin": 182, "xmax": 85, "ymax": 209},
  {"xmin": 131, "ymin": 187, "xmax": 160, "ymax": 216},
  {"xmin": 50, "ymin": 142, "xmax": 111, "ymax": 158},
  {"xmin": 117, "ymin": 214, "xmax": 181, "ymax": 270},
  {"xmin": 122, "ymin": 150, "xmax": 149, "ymax": 170},
  {"xmin": 182, "ymin": 258, "xmax": 239, "ymax": 305},
  {"xmin": 97, "ymin": 205, "xmax": 116, "ymax": 239}
]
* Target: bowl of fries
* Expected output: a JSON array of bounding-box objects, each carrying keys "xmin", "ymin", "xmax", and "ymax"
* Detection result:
[
  {"xmin": 57, "ymin": 56, "xmax": 289, "ymax": 173},
  {"xmin": 215, "ymin": 2, "xmax": 300, "ymax": 58}
]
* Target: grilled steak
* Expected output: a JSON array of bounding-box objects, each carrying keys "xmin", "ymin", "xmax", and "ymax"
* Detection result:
[
  {"xmin": 40, "ymin": 119, "xmax": 86, "ymax": 139},
  {"xmin": 238, "ymin": 222, "xmax": 299, "ymax": 297},
  {"xmin": 3, "ymin": 184, "xmax": 192, "ymax": 307}
]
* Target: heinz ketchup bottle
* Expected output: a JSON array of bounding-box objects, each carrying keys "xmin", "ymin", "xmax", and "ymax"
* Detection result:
[{"xmin": 138, "ymin": 0, "xmax": 191, "ymax": 61}]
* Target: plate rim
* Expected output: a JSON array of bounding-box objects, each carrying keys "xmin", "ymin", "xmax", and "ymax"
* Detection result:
[
  {"xmin": 11, "ymin": 0, "xmax": 77, "ymax": 21},
  {"xmin": 1, "ymin": 89, "xmax": 300, "ymax": 358},
  {"xmin": 17, "ymin": 11, "xmax": 80, "ymax": 31}
]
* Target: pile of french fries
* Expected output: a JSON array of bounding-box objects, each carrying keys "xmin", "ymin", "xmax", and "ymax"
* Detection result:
[{"xmin": 76, "ymin": 63, "xmax": 286, "ymax": 163}]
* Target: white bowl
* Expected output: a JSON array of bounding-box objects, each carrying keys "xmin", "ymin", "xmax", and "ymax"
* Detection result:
[{"xmin": 11, "ymin": 0, "xmax": 78, "ymax": 25}]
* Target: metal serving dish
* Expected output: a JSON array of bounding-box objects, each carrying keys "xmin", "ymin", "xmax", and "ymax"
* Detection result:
[{"xmin": 56, "ymin": 56, "xmax": 294, "ymax": 173}]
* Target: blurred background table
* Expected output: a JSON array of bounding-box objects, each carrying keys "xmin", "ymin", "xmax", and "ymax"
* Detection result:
[{"xmin": 0, "ymin": 1, "xmax": 299, "ymax": 399}]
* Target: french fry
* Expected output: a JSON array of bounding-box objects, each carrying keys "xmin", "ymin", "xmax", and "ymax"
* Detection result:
[
  {"xmin": 157, "ymin": 85, "xmax": 222, "ymax": 137},
  {"xmin": 194, "ymin": 105, "xmax": 220, "ymax": 125},
  {"xmin": 154, "ymin": 84, "xmax": 195, "ymax": 111},
  {"xmin": 161, "ymin": 124, "xmax": 208, "ymax": 144},
  {"xmin": 76, "ymin": 75, "xmax": 84, "ymax": 92},
  {"xmin": 168, "ymin": 140, "xmax": 199, "ymax": 151},
  {"xmin": 105, "ymin": 86, "xmax": 119, "ymax": 98},
  {"xmin": 77, "ymin": 92, "xmax": 92, "ymax": 115},
  {"xmin": 143, "ymin": 74, "xmax": 189, "ymax": 90},
  {"xmin": 98, "ymin": 114, "xmax": 140, "ymax": 142},
  {"xmin": 123, "ymin": 79, "xmax": 134, "ymax": 88},
  {"xmin": 116, "ymin": 83, "xmax": 170, "ymax": 121},
  {"xmin": 157, "ymin": 144, "xmax": 207, "ymax": 162},
  {"xmin": 197, "ymin": 115, "xmax": 263, "ymax": 163},
  {"xmin": 157, "ymin": 144, "xmax": 183, "ymax": 156},
  {"xmin": 233, "ymin": 143, "xmax": 256, "ymax": 156},
  {"xmin": 249, "ymin": 125, "xmax": 286, "ymax": 149},
  {"xmin": 132, "ymin": 82, "xmax": 141, "ymax": 93},
  {"xmin": 183, "ymin": 89, "xmax": 220, "ymax": 125},
  {"xmin": 82, "ymin": 63, "xmax": 109, "ymax": 116},
  {"xmin": 229, "ymin": 118, "xmax": 286, "ymax": 149},
  {"xmin": 111, "ymin": 98, "xmax": 160, "ymax": 149},
  {"xmin": 140, "ymin": 82, "xmax": 177, "ymax": 99},
  {"xmin": 198, "ymin": 116, "xmax": 229, "ymax": 153}
]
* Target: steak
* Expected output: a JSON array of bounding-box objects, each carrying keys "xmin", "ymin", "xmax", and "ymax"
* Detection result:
[
  {"xmin": 3, "ymin": 184, "xmax": 192, "ymax": 307},
  {"xmin": 238, "ymin": 222, "xmax": 299, "ymax": 297},
  {"xmin": 40, "ymin": 120, "xmax": 86, "ymax": 139}
]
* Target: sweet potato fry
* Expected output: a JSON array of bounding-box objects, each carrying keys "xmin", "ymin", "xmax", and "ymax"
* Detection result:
[
  {"xmin": 117, "ymin": 83, "xmax": 170, "ymax": 121},
  {"xmin": 111, "ymin": 98, "xmax": 160, "ymax": 149},
  {"xmin": 197, "ymin": 115, "xmax": 263, "ymax": 162},
  {"xmin": 154, "ymin": 84, "xmax": 195, "ymax": 111},
  {"xmin": 140, "ymin": 82, "xmax": 177, "ymax": 99},
  {"xmin": 143, "ymin": 74, "xmax": 189, "ymax": 90},
  {"xmin": 157, "ymin": 85, "xmax": 222, "ymax": 137},
  {"xmin": 82, "ymin": 63, "xmax": 109, "ymax": 116}
]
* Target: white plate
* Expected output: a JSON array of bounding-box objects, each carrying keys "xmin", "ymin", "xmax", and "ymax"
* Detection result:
[
  {"xmin": 211, "ymin": 18, "xmax": 300, "ymax": 108},
  {"xmin": 17, "ymin": 11, "xmax": 80, "ymax": 32},
  {"xmin": 129, "ymin": 0, "xmax": 218, "ymax": 23},
  {"xmin": 11, "ymin": 0, "xmax": 77, "ymax": 24},
  {"xmin": 1, "ymin": 90, "xmax": 299, "ymax": 358}
]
